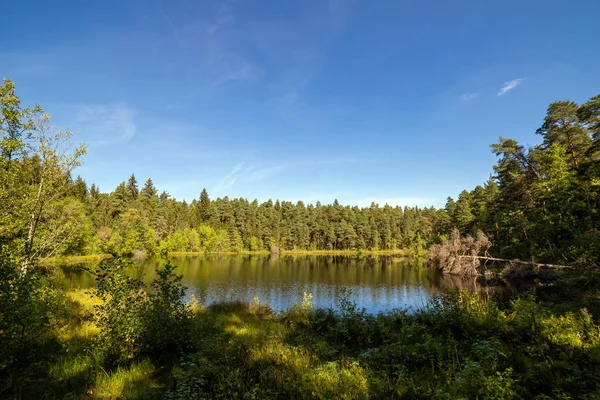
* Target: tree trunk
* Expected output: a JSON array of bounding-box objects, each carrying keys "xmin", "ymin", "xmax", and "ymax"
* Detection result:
[
  {"xmin": 457, "ymin": 255, "xmax": 575, "ymax": 270},
  {"xmin": 22, "ymin": 176, "xmax": 44, "ymax": 275},
  {"xmin": 562, "ymin": 118, "xmax": 580, "ymax": 169}
]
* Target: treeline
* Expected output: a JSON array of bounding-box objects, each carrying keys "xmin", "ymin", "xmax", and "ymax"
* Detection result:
[
  {"xmin": 64, "ymin": 178, "xmax": 445, "ymax": 256},
  {"xmin": 2, "ymin": 78, "xmax": 600, "ymax": 266}
]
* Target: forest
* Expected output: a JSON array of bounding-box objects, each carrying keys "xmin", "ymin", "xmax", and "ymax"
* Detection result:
[
  {"xmin": 2, "ymin": 77, "xmax": 600, "ymax": 399},
  {"xmin": 2, "ymin": 75, "xmax": 599, "ymax": 268}
]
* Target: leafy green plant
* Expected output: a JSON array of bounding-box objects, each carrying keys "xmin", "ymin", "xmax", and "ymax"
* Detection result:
[
  {"xmin": 284, "ymin": 292, "xmax": 313, "ymax": 327},
  {"xmin": 0, "ymin": 249, "xmax": 56, "ymax": 372},
  {"xmin": 143, "ymin": 263, "xmax": 195, "ymax": 360},
  {"xmin": 93, "ymin": 259, "xmax": 194, "ymax": 365},
  {"xmin": 93, "ymin": 259, "xmax": 147, "ymax": 364},
  {"xmin": 248, "ymin": 296, "xmax": 274, "ymax": 319}
]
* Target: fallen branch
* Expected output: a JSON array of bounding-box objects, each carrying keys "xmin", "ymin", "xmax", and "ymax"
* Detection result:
[
  {"xmin": 428, "ymin": 228, "xmax": 578, "ymax": 276},
  {"xmin": 457, "ymin": 255, "xmax": 575, "ymax": 270}
]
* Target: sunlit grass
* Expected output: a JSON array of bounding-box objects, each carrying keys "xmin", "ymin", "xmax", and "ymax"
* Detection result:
[
  {"xmin": 92, "ymin": 359, "xmax": 160, "ymax": 399},
  {"xmin": 40, "ymin": 253, "xmax": 113, "ymax": 267},
  {"xmin": 57, "ymin": 320, "xmax": 100, "ymax": 344},
  {"xmin": 310, "ymin": 360, "xmax": 370, "ymax": 399},
  {"xmin": 168, "ymin": 249, "xmax": 416, "ymax": 257},
  {"xmin": 66, "ymin": 288, "xmax": 103, "ymax": 311}
]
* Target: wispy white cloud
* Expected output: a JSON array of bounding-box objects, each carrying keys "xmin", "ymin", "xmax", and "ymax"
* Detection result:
[
  {"xmin": 155, "ymin": 0, "xmax": 353, "ymax": 101},
  {"xmin": 202, "ymin": 3, "xmax": 263, "ymax": 89},
  {"xmin": 158, "ymin": 7, "xmax": 182, "ymax": 47},
  {"xmin": 460, "ymin": 92, "xmax": 479, "ymax": 101},
  {"xmin": 251, "ymin": 1, "xmax": 353, "ymax": 115},
  {"xmin": 207, "ymin": 2, "xmax": 234, "ymax": 36},
  {"xmin": 216, "ymin": 162, "xmax": 244, "ymax": 192},
  {"xmin": 208, "ymin": 54, "xmax": 262, "ymax": 89},
  {"xmin": 245, "ymin": 165, "xmax": 284, "ymax": 183},
  {"xmin": 198, "ymin": 1, "xmax": 264, "ymax": 88},
  {"xmin": 73, "ymin": 104, "xmax": 136, "ymax": 145},
  {"xmin": 157, "ymin": 0, "xmax": 261, "ymax": 91},
  {"xmin": 498, "ymin": 78, "xmax": 525, "ymax": 95},
  {"xmin": 214, "ymin": 162, "xmax": 283, "ymax": 193}
]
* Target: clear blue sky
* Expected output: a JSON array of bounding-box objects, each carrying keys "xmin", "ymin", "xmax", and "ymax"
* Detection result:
[{"xmin": 2, "ymin": 0, "xmax": 599, "ymax": 207}]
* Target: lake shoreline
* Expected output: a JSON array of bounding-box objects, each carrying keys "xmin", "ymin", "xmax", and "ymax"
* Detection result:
[{"xmin": 40, "ymin": 249, "xmax": 421, "ymax": 266}]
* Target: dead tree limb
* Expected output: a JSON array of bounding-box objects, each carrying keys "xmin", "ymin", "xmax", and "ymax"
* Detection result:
[{"xmin": 457, "ymin": 255, "xmax": 575, "ymax": 270}]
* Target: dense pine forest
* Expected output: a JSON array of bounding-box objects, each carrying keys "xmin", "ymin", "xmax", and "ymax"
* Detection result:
[{"xmin": 2, "ymin": 78, "xmax": 599, "ymax": 267}]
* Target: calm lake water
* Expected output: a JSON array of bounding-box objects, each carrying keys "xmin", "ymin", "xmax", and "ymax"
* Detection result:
[{"xmin": 60, "ymin": 255, "xmax": 494, "ymax": 314}]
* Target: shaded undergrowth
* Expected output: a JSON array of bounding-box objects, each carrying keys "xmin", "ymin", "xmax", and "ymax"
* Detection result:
[{"xmin": 2, "ymin": 260, "xmax": 600, "ymax": 399}]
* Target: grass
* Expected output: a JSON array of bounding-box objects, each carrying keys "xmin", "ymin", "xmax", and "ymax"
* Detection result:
[
  {"xmin": 3, "ymin": 286, "xmax": 600, "ymax": 399},
  {"xmin": 93, "ymin": 360, "xmax": 160, "ymax": 400},
  {"xmin": 40, "ymin": 253, "xmax": 113, "ymax": 267}
]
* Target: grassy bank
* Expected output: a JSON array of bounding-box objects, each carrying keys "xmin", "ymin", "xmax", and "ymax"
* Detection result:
[
  {"xmin": 40, "ymin": 253, "xmax": 114, "ymax": 267},
  {"xmin": 277, "ymin": 248, "xmax": 415, "ymax": 256},
  {"xmin": 44, "ymin": 248, "xmax": 418, "ymax": 262},
  {"xmin": 3, "ymin": 283, "xmax": 599, "ymax": 399},
  {"xmin": 169, "ymin": 249, "xmax": 416, "ymax": 257}
]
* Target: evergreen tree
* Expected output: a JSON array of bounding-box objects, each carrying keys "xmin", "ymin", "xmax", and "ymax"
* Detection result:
[
  {"xmin": 127, "ymin": 173, "xmax": 139, "ymax": 200},
  {"xmin": 536, "ymin": 101, "xmax": 592, "ymax": 169}
]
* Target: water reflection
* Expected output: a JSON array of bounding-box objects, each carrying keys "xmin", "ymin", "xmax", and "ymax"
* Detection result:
[{"xmin": 59, "ymin": 255, "xmax": 494, "ymax": 314}]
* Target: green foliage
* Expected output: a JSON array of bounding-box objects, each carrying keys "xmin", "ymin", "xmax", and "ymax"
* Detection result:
[
  {"xmin": 93, "ymin": 259, "xmax": 194, "ymax": 365},
  {"xmin": 0, "ymin": 79, "xmax": 87, "ymax": 269},
  {"xmin": 474, "ymin": 94, "xmax": 600, "ymax": 265},
  {"xmin": 2, "ymin": 278, "xmax": 599, "ymax": 399},
  {"xmin": 93, "ymin": 259, "xmax": 147, "ymax": 363},
  {"xmin": 284, "ymin": 292, "xmax": 313, "ymax": 328},
  {"xmin": 159, "ymin": 291, "xmax": 600, "ymax": 399},
  {"xmin": 144, "ymin": 263, "xmax": 195, "ymax": 360},
  {"xmin": 0, "ymin": 249, "xmax": 56, "ymax": 372}
]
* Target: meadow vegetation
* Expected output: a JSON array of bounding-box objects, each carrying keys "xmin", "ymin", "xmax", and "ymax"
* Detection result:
[{"xmin": 2, "ymin": 257, "xmax": 600, "ymax": 399}]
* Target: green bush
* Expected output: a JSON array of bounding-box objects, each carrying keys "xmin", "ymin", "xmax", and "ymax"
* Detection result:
[
  {"xmin": 93, "ymin": 259, "xmax": 194, "ymax": 365},
  {"xmin": 284, "ymin": 292, "xmax": 313, "ymax": 328},
  {"xmin": 0, "ymin": 249, "xmax": 56, "ymax": 372},
  {"xmin": 143, "ymin": 263, "xmax": 195, "ymax": 360}
]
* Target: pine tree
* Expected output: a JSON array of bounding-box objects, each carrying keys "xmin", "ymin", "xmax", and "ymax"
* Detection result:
[
  {"xmin": 536, "ymin": 101, "xmax": 592, "ymax": 169},
  {"xmin": 127, "ymin": 173, "xmax": 139, "ymax": 200}
]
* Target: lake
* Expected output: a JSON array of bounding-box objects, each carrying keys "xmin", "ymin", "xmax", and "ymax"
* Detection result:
[{"xmin": 60, "ymin": 255, "xmax": 495, "ymax": 314}]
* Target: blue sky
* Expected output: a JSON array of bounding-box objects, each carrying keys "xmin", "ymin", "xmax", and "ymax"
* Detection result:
[{"xmin": 2, "ymin": 0, "xmax": 599, "ymax": 207}]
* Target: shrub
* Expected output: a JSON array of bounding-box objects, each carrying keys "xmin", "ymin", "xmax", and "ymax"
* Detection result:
[
  {"xmin": 284, "ymin": 292, "xmax": 313, "ymax": 327},
  {"xmin": 93, "ymin": 259, "xmax": 147, "ymax": 364},
  {"xmin": 248, "ymin": 296, "xmax": 275, "ymax": 319},
  {"xmin": 332, "ymin": 287, "xmax": 372, "ymax": 346},
  {"xmin": 93, "ymin": 259, "xmax": 194, "ymax": 365},
  {"xmin": 0, "ymin": 249, "xmax": 56, "ymax": 372},
  {"xmin": 143, "ymin": 263, "xmax": 195, "ymax": 360}
]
